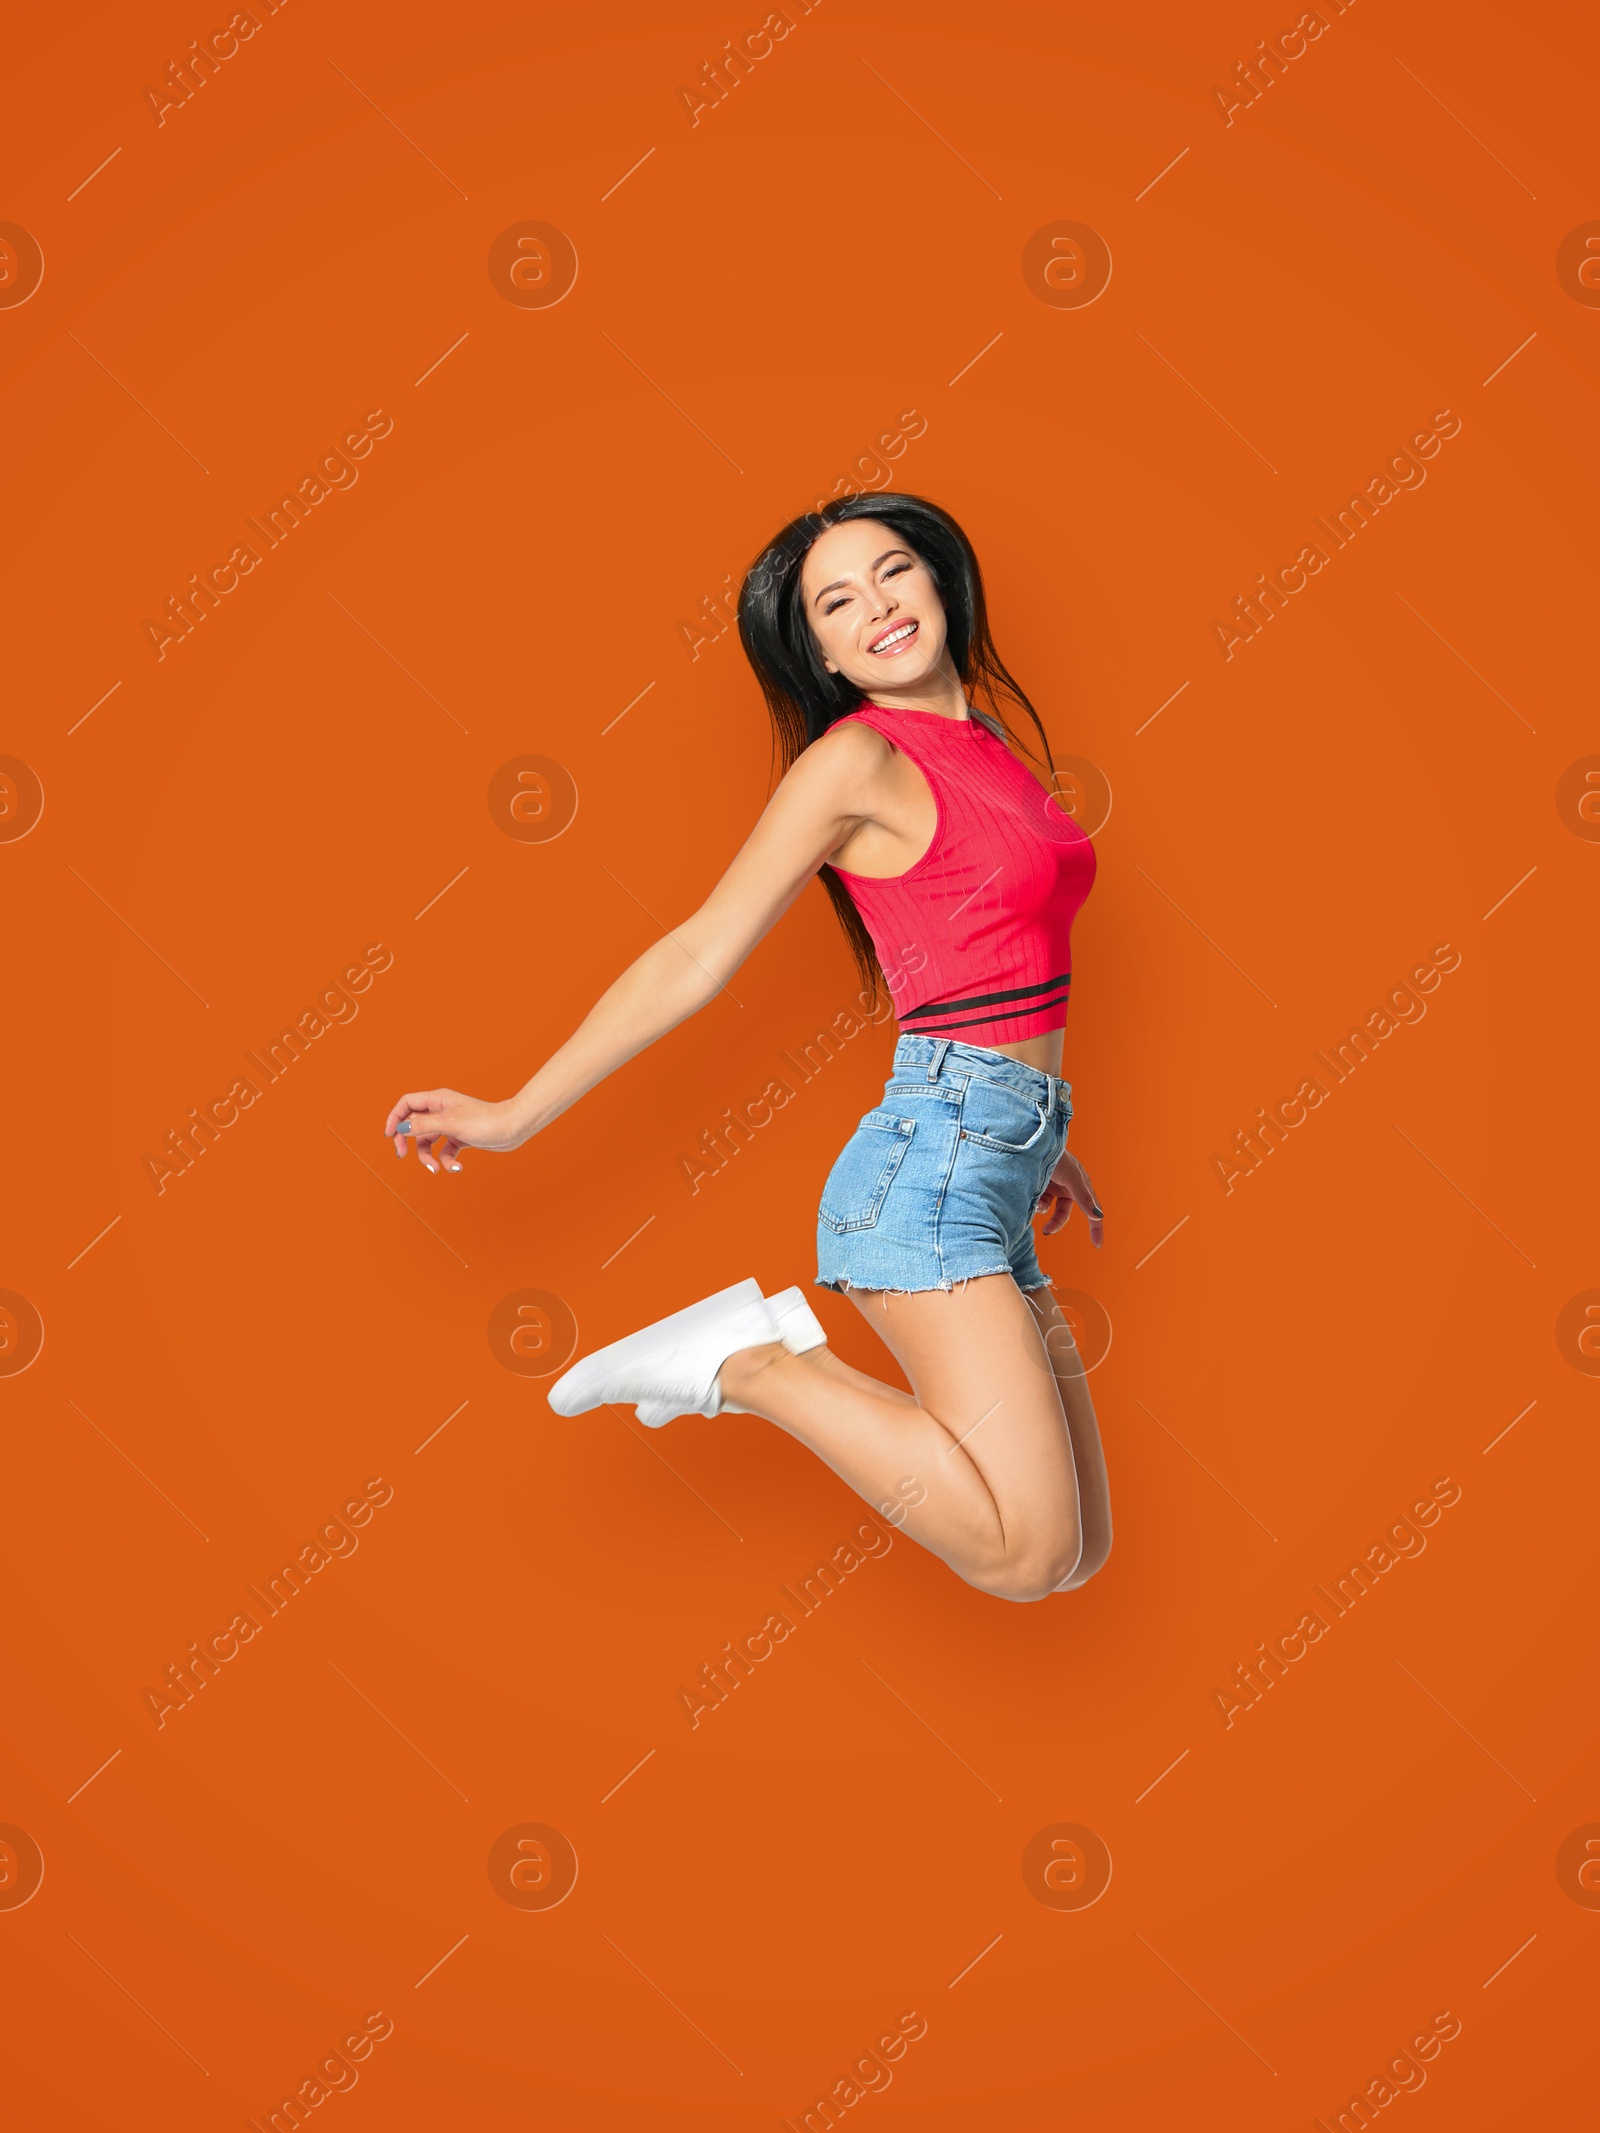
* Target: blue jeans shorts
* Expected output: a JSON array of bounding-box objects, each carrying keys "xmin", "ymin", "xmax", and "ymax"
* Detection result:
[{"xmin": 815, "ymin": 1035, "xmax": 1073, "ymax": 1295}]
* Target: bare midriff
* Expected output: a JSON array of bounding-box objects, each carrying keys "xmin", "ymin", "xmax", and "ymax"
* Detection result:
[{"xmin": 975, "ymin": 1028, "xmax": 1065, "ymax": 1077}]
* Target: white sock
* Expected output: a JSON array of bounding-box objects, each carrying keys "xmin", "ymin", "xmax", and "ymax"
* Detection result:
[{"xmin": 766, "ymin": 1285, "xmax": 827, "ymax": 1355}]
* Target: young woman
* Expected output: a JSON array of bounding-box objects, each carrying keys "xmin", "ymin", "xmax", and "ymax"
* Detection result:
[{"xmin": 383, "ymin": 494, "xmax": 1110, "ymax": 1602}]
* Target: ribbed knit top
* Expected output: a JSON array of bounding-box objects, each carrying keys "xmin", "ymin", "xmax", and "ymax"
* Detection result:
[{"xmin": 829, "ymin": 700, "xmax": 1096, "ymax": 1045}]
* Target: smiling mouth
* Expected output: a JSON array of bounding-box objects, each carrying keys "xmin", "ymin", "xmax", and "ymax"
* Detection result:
[{"xmin": 869, "ymin": 620, "xmax": 918, "ymax": 654}]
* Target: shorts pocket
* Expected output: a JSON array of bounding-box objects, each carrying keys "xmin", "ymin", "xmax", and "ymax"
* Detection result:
[
  {"xmin": 819, "ymin": 1111, "xmax": 915, "ymax": 1233},
  {"xmin": 961, "ymin": 1079, "xmax": 1051, "ymax": 1154}
]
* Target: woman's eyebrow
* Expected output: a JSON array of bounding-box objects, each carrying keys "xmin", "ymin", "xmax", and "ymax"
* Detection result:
[{"xmin": 810, "ymin": 549, "xmax": 911, "ymax": 607}]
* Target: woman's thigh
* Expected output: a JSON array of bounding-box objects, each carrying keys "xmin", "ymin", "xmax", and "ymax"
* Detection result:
[
  {"xmin": 1020, "ymin": 1287, "xmax": 1112, "ymax": 1562},
  {"xmin": 845, "ymin": 1274, "xmax": 1082, "ymax": 1547}
]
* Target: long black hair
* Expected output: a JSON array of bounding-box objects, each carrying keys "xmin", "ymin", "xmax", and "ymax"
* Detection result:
[{"xmin": 737, "ymin": 491, "xmax": 1056, "ymax": 995}]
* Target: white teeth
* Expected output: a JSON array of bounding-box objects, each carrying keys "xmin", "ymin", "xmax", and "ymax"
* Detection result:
[{"xmin": 872, "ymin": 622, "xmax": 916, "ymax": 651}]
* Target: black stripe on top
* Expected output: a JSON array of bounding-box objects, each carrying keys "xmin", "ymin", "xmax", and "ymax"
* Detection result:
[
  {"xmin": 906, "ymin": 994, "xmax": 1071, "ymax": 1036},
  {"xmin": 900, "ymin": 971, "xmax": 1071, "ymax": 1024},
  {"xmin": 908, "ymin": 998, "xmax": 1070, "ymax": 1032}
]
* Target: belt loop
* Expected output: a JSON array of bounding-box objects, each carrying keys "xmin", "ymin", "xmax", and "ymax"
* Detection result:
[{"xmin": 927, "ymin": 1038, "xmax": 951, "ymax": 1082}]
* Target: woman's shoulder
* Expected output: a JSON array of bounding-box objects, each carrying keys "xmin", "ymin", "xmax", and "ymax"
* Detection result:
[
  {"xmin": 803, "ymin": 710, "xmax": 897, "ymax": 770},
  {"xmin": 774, "ymin": 713, "xmax": 897, "ymax": 817}
]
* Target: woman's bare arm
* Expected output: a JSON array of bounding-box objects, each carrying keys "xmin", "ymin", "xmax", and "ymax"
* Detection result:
[{"xmin": 383, "ymin": 722, "xmax": 889, "ymax": 1167}]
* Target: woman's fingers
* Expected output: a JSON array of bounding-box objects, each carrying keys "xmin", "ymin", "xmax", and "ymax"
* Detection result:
[
  {"xmin": 386, "ymin": 1091, "xmax": 445, "ymax": 1154},
  {"xmin": 1067, "ymin": 1162, "xmax": 1105, "ymax": 1250},
  {"xmin": 412, "ymin": 1121, "xmax": 462, "ymax": 1175},
  {"xmin": 1040, "ymin": 1156, "xmax": 1105, "ymax": 1247},
  {"xmin": 389, "ymin": 1118, "xmax": 466, "ymax": 1173},
  {"xmin": 401, "ymin": 1119, "xmax": 450, "ymax": 1168},
  {"xmin": 386, "ymin": 1090, "xmax": 442, "ymax": 1134},
  {"xmin": 385, "ymin": 1090, "xmax": 512, "ymax": 1167},
  {"xmin": 387, "ymin": 1090, "xmax": 473, "ymax": 1167},
  {"xmin": 1037, "ymin": 1177, "xmax": 1068, "ymax": 1235},
  {"xmin": 394, "ymin": 1117, "xmax": 442, "ymax": 1163}
]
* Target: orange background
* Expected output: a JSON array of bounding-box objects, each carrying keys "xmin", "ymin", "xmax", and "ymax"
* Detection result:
[{"xmin": 3, "ymin": 0, "xmax": 1597, "ymax": 2125}]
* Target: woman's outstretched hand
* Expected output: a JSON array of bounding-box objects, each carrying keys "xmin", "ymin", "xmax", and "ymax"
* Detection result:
[
  {"xmin": 1038, "ymin": 1149, "xmax": 1104, "ymax": 1247},
  {"xmin": 384, "ymin": 1089, "xmax": 524, "ymax": 1173}
]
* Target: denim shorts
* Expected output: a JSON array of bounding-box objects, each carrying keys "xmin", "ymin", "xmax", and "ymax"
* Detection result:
[{"xmin": 815, "ymin": 1035, "xmax": 1073, "ymax": 1295}]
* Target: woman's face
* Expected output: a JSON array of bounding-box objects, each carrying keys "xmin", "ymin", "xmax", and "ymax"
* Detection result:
[{"xmin": 799, "ymin": 519, "xmax": 951, "ymax": 693}]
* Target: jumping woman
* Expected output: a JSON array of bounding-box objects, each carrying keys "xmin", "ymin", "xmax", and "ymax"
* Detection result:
[{"xmin": 383, "ymin": 494, "xmax": 1111, "ymax": 1602}]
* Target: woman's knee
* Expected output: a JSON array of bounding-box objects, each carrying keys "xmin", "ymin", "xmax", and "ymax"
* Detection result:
[
  {"xmin": 975, "ymin": 1529, "xmax": 1083, "ymax": 1604},
  {"xmin": 1057, "ymin": 1528, "xmax": 1112, "ymax": 1591}
]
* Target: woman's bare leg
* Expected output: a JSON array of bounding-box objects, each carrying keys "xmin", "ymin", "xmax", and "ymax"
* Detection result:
[
  {"xmin": 1020, "ymin": 1288, "xmax": 1112, "ymax": 1589},
  {"xmin": 718, "ymin": 1274, "xmax": 1083, "ymax": 1601}
]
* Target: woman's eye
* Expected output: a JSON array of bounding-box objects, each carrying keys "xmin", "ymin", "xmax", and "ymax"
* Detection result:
[{"xmin": 883, "ymin": 562, "xmax": 911, "ymax": 580}]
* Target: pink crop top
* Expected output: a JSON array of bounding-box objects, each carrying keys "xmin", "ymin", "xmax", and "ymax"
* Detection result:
[{"xmin": 828, "ymin": 700, "xmax": 1096, "ymax": 1046}]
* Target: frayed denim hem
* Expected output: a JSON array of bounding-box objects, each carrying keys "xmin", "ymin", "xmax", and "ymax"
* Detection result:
[{"xmin": 814, "ymin": 1268, "xmax": 1054, "ymax": 1296}]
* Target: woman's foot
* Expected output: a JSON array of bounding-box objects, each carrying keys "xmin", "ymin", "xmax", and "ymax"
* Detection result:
[
  {"xmin": 547, "ymin": 1279, "xmax": 781, "ymax": 1421},
  {"xmin": 634, "ymin": 1286, "xmax": 828, "ymax": 1426}
]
